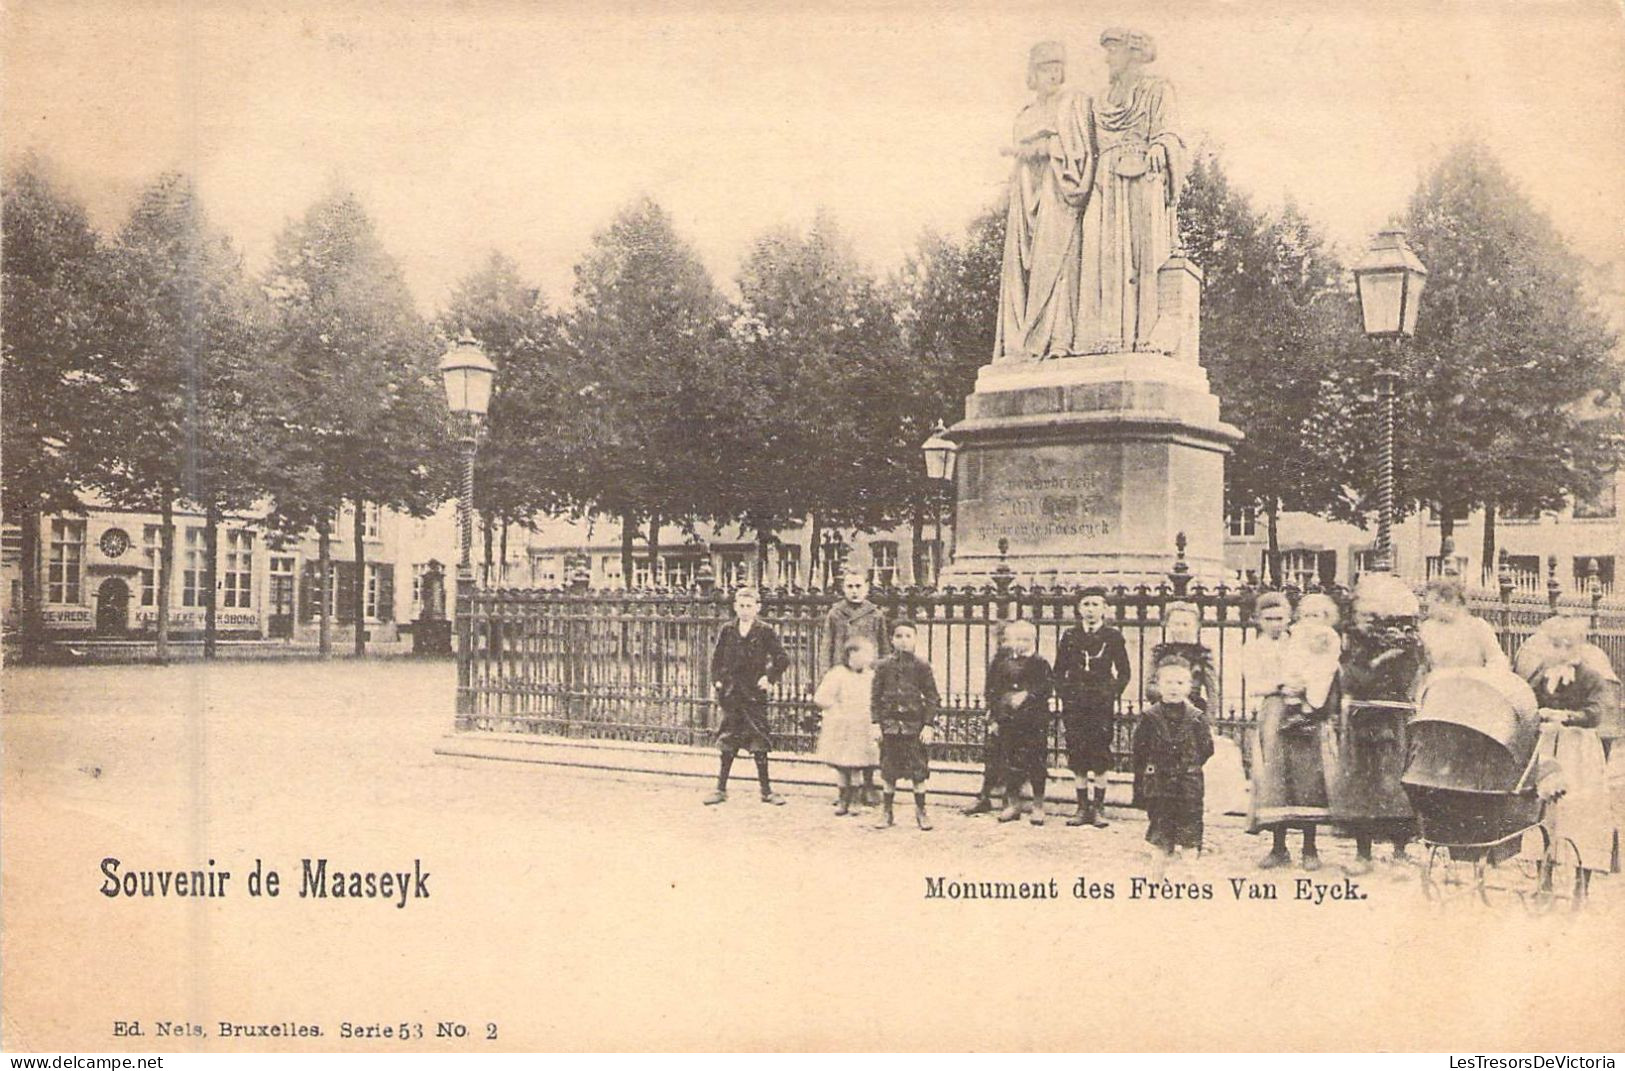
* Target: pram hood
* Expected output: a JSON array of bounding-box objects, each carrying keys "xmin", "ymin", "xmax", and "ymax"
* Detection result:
[{"xmin": 1403, "ymin": 667, "xmax": 1540, "ymax": 794}]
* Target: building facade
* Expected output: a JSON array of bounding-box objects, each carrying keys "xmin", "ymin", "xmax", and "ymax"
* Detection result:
[
  {"xmin": 2, "ymin": 500, "xmax": 461, "ymax": 642},
  {"xmin": 1223, "ymin": 468, "xmax": 1623, "ymax": 593}
]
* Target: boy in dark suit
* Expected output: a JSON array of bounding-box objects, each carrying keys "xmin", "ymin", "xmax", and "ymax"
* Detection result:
[
  {"xmin": 988, "ymin": 620, "xmax": 1055, "ymax": 825},
  {"xmin": 1054, "ymin": 587, "xmax": 1131, "ymax": 827},
  {"xmin": 705, "ymin": 588, "xmax": 791, "ymax": 806}
]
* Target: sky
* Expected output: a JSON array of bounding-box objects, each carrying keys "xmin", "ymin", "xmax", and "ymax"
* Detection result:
[{"xmin": 4, "ymin": 0, "xmax": 1624, "ymax": 314}]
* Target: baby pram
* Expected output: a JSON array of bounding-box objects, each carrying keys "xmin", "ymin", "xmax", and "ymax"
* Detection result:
[{"xmin": 1401, "ymin": 668, "xmax": 1584, "ymax": 909}]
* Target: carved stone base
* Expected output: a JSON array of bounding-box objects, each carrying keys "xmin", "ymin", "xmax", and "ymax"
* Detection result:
[{"xmin": 942, "ymin": 353, "xmax": 1241, "ymax": 587}]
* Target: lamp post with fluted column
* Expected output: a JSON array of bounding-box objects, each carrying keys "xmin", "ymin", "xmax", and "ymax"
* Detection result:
[
  {"xmin": 1354, "ymin": 227, "xmax": 1427, "ymax": 574},
  {"xmin": 439, "ymin": 332, "xmax": 496, "ymax": 728}
]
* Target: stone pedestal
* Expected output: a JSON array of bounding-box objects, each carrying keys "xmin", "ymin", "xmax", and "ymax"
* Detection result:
[{"xmin": 942, "ymin": 351, "xmax": 1241, "ymax": 587}]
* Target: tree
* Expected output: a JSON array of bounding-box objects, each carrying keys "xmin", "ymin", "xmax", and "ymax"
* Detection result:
[
  {"xmin": 728, "ymin": 212, "xmax": 928, "ymax": 584},
  {"xmin": 1178, "ymin": 151, "xmax": 1357, "ymax": 582},
  {"xmin": 1383, "ymin": 141, "xmax": 1623, "ymax": 567},
  {"xmin": 259, "ymin": 188, "xmax": 451, "ymax": 654},
  {"xmin": 94, "ymin": 173, "xmax": 261, "ymax": 660},
  {"xmin": 561, "ymin": 197, "xmax": 732, "ymax": 584},
  {"xmin": 1, "ymin": 158, "xmax": 117, "ymax": 653},
  {"xmin": 438, "ymin": 252, "xmax": 573, "ymax": 583},
  {"xmin": 893, "ymin": 202, "xmax": 1005, "ymax": 584}
]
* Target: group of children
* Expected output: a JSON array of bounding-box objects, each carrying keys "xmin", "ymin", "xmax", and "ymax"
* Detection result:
[{"xmin": 704, "ymin": 578, "xmax": 1221, "ymax": 869}]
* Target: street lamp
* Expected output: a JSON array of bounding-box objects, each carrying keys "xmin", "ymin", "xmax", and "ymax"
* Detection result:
[
  {"xmin": 920, "ymin": 420, "xmax": 959, "ymax": 583},
  {"xmin": 440, "ymin": 332, "xmax": 495, "ymax": 729},
  {"xmin": 1354, "ymin": 228, "xmax": 1427, "ymax": 573},
  {"xmin": 439, "ymin": 332, "xmax": 497, "ymax": 578}
]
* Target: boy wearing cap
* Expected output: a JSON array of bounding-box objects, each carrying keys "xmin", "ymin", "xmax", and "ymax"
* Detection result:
[
  {"xmin": 869, "ymin": 621, "xmax": 942, "ymax": 831},
  {"xmin": 1054, "ymin": 587, "xmax": 1130, "ymax": 827}
]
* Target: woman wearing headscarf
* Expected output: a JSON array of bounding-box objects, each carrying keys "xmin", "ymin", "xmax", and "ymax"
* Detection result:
[{"xmin": 1517, "ymin": 615, "xmax": 1622, "ymax": 886}]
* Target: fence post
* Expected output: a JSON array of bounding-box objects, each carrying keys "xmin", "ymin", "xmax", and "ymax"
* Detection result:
[
  {"xmin": 1169, "ymin": 531, "xmax": 1191, "ymax": 599},
  {"xmin": 1586, "ymin": 556, "xmax": 1602, "ymax": 633},
  {"xmin": 991, "ymin": 537, "xmax": 1015, "ymax": 622},
  {"xmin": 1547, "ymin": 554, "xmax": 1562, "ymax": 614},
  {"xmin": 1496, "ymin": 548, "xmax": 1514, "ymax": 656}
]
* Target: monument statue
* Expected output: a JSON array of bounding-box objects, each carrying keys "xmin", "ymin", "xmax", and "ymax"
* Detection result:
[
  {"xmin": 948, "ymin": 25, "xmax": 1237, "ymax": 587},
  {"xmin": 1076, "ymin": 28, "xmax": 1186, "ymax": 355},
  {"xmin": 993, "ymin": 41, "xmax": 1095, "ymax": 362}
]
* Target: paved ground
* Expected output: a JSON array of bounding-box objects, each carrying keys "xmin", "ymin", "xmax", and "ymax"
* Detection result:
[{"xmin": 3, "ymin": 660, "xmax": 1621, "ymax": 1051}]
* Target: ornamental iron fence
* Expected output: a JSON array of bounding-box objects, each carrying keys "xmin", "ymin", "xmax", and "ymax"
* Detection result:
[{"xmin": 453, "ymin": 543, "xmax": 1625, "ymax": 772}]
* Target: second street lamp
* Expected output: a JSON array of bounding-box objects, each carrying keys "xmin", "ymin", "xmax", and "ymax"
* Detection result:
[{"xmin": 1354, "ymin": 227, "xmax": 1428, "ymax": 574}]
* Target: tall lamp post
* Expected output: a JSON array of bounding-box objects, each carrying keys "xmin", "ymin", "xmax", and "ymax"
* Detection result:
[
  {"xmin": 1354, "ymin": 228, "xmax": 1427, "ymax": 574},
  {"xmin": 439, "ymin": 331, "xmax": 496, "ymax": 727},
  {"xmin": 920, "ymin": 420, "xmax": 959, "ymax": 584}
]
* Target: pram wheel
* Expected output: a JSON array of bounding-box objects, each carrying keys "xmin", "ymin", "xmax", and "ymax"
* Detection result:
[{"xmin": 1527, "ymin": 831, "xmax": 1587, "ymax": 913}]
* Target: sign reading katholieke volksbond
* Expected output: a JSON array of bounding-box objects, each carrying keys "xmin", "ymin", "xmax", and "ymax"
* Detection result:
[{"xmin": 942, "ymin": 30, "xmax": 1239, "ymax": 586}]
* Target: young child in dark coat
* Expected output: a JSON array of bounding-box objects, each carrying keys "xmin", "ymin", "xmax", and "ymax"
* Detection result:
[
  {"xmin": 869, "ymin": 621, "xmax": 942, "ymax": 831},
  {"xmin": 1134, "ymin": 656, "xmax": 1215, "ymax": 872},
  {"xmin": 987, "ymin": 620, "xmax": 1056, "ymax": 826},
  {"xmin": 705, "ymin": 588, "xmax": 791, "ymax": 806}
]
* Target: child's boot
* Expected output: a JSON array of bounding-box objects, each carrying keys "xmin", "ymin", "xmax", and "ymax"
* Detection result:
[
  {"xmin": 997, "ymin": 791, "xmax": 1024, "ymax": 823},
  {"xmin": 1067, "ymin": 788, "xmax": 1092, "ymax": 827},
  {"xmin": 874, "ymin": 792, "xmax": 896, "ymax": 829},
  {"xmin": 834, "ymin": 786, "xmax": 851, "ymax": 817},
  {"xmin": 914, "ymin": 793, "xmax": 933, "ymax": 831},
  {"xmin": 1090, "ymin": 787, "xmax": 1110, "ymax": 827}
]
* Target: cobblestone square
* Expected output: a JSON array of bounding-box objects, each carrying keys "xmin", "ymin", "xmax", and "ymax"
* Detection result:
[{"xmin": 3, "ymin": 660, "xmax": 1620, "ymax": 1051}]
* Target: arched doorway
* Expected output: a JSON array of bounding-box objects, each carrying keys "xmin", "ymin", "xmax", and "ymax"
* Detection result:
[{"xmin": 95, "ymin": 577, "xmax": 131, "ymax": 636}]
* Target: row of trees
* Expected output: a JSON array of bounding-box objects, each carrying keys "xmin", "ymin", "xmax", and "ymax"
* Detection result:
[{"xmin": 6, "ymin": 139, "xmax": 1621, "ymax": 658}]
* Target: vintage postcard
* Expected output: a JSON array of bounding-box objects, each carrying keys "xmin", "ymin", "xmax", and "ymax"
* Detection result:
[{"xmin": 3, "ymin": 0, "xmax": 1624, "ymax": 1054}]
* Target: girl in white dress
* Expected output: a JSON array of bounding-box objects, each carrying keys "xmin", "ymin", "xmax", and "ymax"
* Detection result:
[{"xmin": 813, "ymin": 637, "xmax": 882, "ymax": 816}]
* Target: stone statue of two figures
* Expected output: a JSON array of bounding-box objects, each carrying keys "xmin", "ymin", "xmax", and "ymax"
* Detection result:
[{"xmin": 995, "ymin": 29, "xmax": 1199, "ymax": 363}]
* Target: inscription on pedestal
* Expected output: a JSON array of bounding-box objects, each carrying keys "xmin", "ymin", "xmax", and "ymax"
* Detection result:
[{"xmin": 958, "ymin": 446, "xmax": 1123, "ymax": 556}]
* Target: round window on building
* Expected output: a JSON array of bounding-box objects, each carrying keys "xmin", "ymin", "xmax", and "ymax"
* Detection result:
[{"xmin": 99, "ymin": 527, "xmax": 131, "ymax": 558}]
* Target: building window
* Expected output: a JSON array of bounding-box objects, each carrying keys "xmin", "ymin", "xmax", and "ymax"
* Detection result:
[
  {"xmin": 1574, "ymin": 476, "xmax": 1617, "ymax": 520},
  {"xmin": 631, "ymin": 556, "xmax": 654, "ymax": 589},
  {"xmin": 1503, "ymin": 554, "xmax": 1541, "ymax": 590},
  {"xmin": 529, "ymin": 556, "xmax": 560, "ymax": 588},
  {"xmin": 1280, "ymin": 549, "xmax": 1321, "ymax": 589},
  {"xmin": 223, "ymin": 530, "xmax": 254, "ymax": 608},
  {"xmin": 140, "ymin": 525, "xmax": 161, "ymax": 606},
  {"xmin": 662, "ymin": 555, "xmax": 695, "ymax": 589},
  {"xmin": 599, "ymin": 555, "xmax": 623, "ymax": 588},
  {"xmin": 1, "ymin": 526, "xmax": 21, "ymax": 565},
  {"xmin": 1573, "ymin": 556, "xmax": 1616, "ymax": 593},
  {"xmin": 181, "ymin": 526, "xmax": 207, "ymax": 607},
  {"xmin": 719, "ymin": 552, "xmax": 751, "ymax": 589},
  {"xmin": 47, "ymin": 519, "xmax": 85, "ymax": 604},
  {"xmin": 868, "ymin": 541, "xmax": 898, "ymax": 589},
  {"xmin": 1425, "ymin": 554, "xmax": 1470, "ymax": 580},
  {"xmin": 365, "ymin": 563, "xmax": 383, "ymax": 619},
  {"xmin": 1227, "ymin": 508, "xmax": 1257, "ymax": 537},
  {"xmin": 1428, "ymin": 503, "xmax": 1472, "ymax": 525},
  {"xmin": 1500, "ymin": 501, "xmax": 1542, "ymax": 522},
  {"xmin": 775, "ymin": 545, "xmax": 802, "ymax": 588}
]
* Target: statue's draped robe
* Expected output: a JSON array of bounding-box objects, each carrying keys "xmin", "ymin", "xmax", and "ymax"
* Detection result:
[
  {"xmin": 994, "ymin": 88, "xmax": 1095, "ymax": 361},
  {"xmin": 1074, "ymin": 73, "xmax": 1184, "ymax": 354}
]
